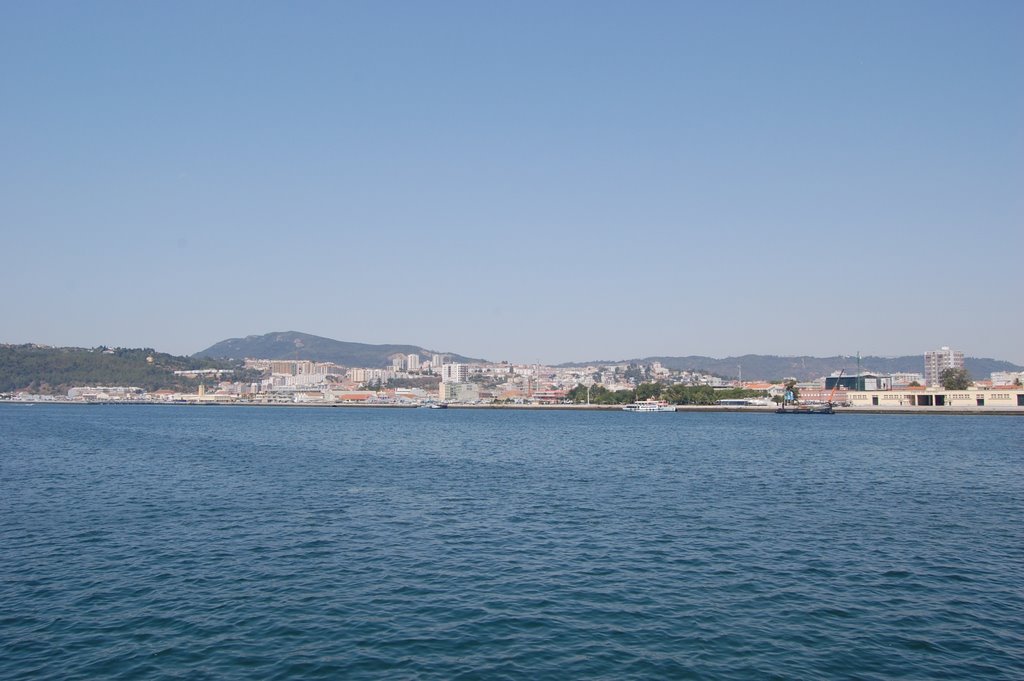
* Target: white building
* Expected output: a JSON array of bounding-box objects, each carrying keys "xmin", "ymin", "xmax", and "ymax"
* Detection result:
[
  {"xmin": 890, "ymin": 372, "xmax": 925, "ymax": 387},
  {"xmin": 407, "ymin": 354, "xmax": 421, "ymax": 371},
  {"xmin": 991, "ymin": 371, "xmax": 1024, "ymax": 386},
  {"xmin": 67, "ymin": 386, "xmax": 144, "ymax": 401},
  {"xmin": 283, "ymin": 373, "xmax": 328, "ymax": 387},
  {"xmin": 441, "ymin": 363, "xmax": 468, "ymax": 383},
  {"xmin": 848, "ymin": 388, "xmax": 1023, "ymax": 410},
  {"xmin": 440, "ymin": 382, "xmax": 480, "ymax": 403},
  {"xmin": 349, "ymin": 368, "xmax": 395, "ymax": 385},
  {"xmin": 924, "ymin": 346, "xmax": 965, "ymax": 387}
]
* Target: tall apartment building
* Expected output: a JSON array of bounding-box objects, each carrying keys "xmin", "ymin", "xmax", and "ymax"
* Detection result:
[
  {"xmin": 441, "ymin": 363, "xmax": 468, "ymax": 383},
  {"xmin": 295, "ymin": 361, "xmax": 323, "ymax": 376},
  {"xmin": 407, "ymin": 354, "xmax": 421, "ymax": 371},
  {"xmin": 270, "ymin": 360, "xmax": 329, "ymax": 376},
  {"xmin": 270, "ymin": 361, "xmax": 296, "ymax": 376},
  {"xmin": 924, "ymin": 346, "xmax": 964, "ymax": 387}
]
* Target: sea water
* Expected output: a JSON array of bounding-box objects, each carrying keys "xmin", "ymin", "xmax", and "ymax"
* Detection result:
[{"xmin": 2, "ymin": 404, "xmax": 1022, "ymax": 679}]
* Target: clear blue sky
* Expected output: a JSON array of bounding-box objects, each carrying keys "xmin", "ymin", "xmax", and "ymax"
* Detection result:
[{"xmin": 2, "ymin": 1, "xmax": 1022, "ymax": 364}]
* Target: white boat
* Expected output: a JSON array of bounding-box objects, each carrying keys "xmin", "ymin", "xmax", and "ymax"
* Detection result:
[{"xmin": 622, "ymin": 399, "xmax": 676, "ymax": 412}]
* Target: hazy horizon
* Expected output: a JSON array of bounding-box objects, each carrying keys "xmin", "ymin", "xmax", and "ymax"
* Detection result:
[
  {"xmin": 3, "ymin": 2, "xmax": 1022, "ymax": 364},
  {"xmin": 6, "ymin": 330, "xmax": 1022, "ymax": 370}
]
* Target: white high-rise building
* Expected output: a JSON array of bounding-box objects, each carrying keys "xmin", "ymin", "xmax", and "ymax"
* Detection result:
[
  {"xmin": 407, "ymin": 354, "xmax": 421, "ymax": 371},
  {"xmin": 441, "ymin": 363, "xmax": 468, "ymax": 383},
  {"xmin": 924, "ymin": 346, "xmax": 965, "ymax": 387}
]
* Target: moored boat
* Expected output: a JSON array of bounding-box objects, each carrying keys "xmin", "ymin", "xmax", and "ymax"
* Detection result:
[
  {"xmin": 623, "ymin": 399, "xmax": 676, "ymax": 412},
  {"xmin": 775, "ymin": 402, "xmax": 834, "ymax": 414}
]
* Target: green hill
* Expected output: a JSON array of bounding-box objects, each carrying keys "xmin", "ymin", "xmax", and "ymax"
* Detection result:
[
  {"xmin": 0, "ymin": 345, "xmax": 250, "ymax": 394},
  {"xmin": 194, "ymin": 331, "xmax": 483, "ymax": 367}
]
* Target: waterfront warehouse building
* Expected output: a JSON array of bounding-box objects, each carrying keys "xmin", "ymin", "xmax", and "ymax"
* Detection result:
[{"xmin": 847, "ymin": 387, "xmax": 1024, "ymax": 411}]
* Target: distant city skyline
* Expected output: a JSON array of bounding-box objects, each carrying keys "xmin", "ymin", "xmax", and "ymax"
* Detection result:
[{"xmin": 3, "ymin": 2, "xmax": 1022, "ymax": 364}]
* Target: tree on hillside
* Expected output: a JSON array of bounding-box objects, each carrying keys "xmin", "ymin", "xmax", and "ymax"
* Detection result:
[{"xmin": 939, "ymin": 368, "xmax": 970, "ymax": 390}]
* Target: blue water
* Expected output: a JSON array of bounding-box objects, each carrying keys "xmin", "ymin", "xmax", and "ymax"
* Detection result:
[{"xmin": 2, "ymin": 405, "xmax": 1022, "ymax": 679}]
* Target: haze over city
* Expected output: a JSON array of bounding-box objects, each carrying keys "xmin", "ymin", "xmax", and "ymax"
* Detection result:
[{"xmin": 2, "ymin": 2, "xmax": 1022, "ymax": 364}]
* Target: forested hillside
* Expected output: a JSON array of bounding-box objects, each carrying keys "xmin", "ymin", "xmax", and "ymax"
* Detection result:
[{"xmin": 0, "ymin": 345, "xmax": 253, "ymax": 394}]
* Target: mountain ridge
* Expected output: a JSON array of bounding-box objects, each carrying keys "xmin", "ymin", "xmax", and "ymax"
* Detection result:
[
  {"xmin": 193, "ymin": 331, "xmax": 483, "ymax": 368},
  {"xmin": 193, "ymin": 332, "xmax": 1022, "ymax": 381}
]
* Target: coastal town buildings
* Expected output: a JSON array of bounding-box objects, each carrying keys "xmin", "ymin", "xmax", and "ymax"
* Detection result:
[{"xmin": 6, "ymin": 341, "xmax": 1020, "ymax": 412}]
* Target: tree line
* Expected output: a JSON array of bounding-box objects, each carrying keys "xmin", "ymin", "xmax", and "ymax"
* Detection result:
[{"xmin": 565, "ymin": 382, "xmax": 769, "ymax": 406}]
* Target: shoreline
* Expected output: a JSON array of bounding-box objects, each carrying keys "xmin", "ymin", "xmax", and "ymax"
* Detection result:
[{"xmin": 3, "ymin": 400, "xmax": 1022, "ymax": 415}]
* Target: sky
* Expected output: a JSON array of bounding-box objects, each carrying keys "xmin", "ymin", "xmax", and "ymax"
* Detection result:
[{"xmin": 2, "ymin": 1, "xmax": 1022, "ymax": 365}]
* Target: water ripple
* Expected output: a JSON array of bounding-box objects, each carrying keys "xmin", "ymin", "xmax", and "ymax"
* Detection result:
[{"xmin": 1, "ymin": 406, "xmax": 1022, "ymax": 679}]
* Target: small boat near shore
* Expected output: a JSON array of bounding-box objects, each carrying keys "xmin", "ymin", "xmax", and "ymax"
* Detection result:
[
  {"xmin": 775, "ymin": 402, "xmax": 834, "ymax": 414},
  {"xmin": 623, "ymin": 399, "xmax": 676, "ymax": 412}
]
